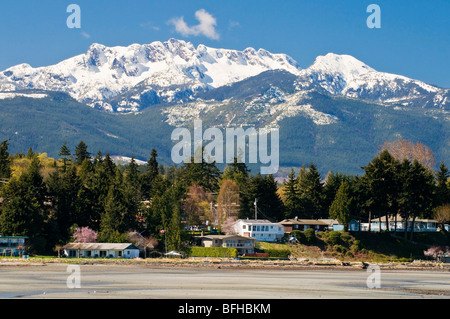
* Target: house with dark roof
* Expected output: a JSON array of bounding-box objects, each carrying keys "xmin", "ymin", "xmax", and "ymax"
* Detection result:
[
  {"xmin": 194, "ymin": 234, "xmax": 255, "ymax": 255},
  {"xmin": 279, "ymin": 218, "xmax": 329, "ymax": 232}
]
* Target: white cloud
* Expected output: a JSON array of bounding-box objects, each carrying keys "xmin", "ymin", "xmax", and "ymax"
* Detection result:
[
  {"xmin": 81, "ymin": 31, "xmax": 91, "ymax": 39},
  {"xmin": 140, "ymin": 21, "xmax": 160, "ymax": 31},
  {"xmin": 169, "ymin": 9, "xmax": 219, "ymax": 40}
]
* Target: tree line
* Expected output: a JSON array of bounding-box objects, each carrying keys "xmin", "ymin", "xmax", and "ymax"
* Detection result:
[{"xmin": 0, "ymin": 139, "xmax": 449, "ymax": 255}]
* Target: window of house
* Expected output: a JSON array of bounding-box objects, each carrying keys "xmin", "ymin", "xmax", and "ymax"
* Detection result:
[{"xmin": 243, "ymin": 225, "xmax": 246, "ymax": 229}]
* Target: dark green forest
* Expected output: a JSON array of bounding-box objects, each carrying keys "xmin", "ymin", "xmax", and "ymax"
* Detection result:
[{"xmin": 0, "ymin": 139, "xmax": 449, "ymax": 255}]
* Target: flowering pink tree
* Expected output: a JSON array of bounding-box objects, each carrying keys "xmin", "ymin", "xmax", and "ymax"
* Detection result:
[
  {"xmin": 221, "ymin": 217, "xmax": 237, "ymax": 235},
  {"xmin": 73, "ymin": 226, "xmax": 98, "ymax": 243},
  {"xmin": 423, "ymin": 246, "xmax": 449, "ymax": 261}
]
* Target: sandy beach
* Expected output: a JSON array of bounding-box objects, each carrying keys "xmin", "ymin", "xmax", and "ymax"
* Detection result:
[{"xmin": 0, "ymin": 259, "xmax": 449, "ymax": 299}]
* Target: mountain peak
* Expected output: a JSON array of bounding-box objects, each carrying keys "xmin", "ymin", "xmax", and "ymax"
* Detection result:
[{"xmin": 309, "ymin": 53, "xmax": 375, "ymax": 79}]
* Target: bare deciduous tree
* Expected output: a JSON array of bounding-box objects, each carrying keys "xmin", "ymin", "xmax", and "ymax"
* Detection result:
[
  {"xmin": 379, "ymin": 139, "xmax": 436, "ymax": 169},
  {"xmin": 434, "ymin": 204, "xmax": 450, "ymax": 231},
  {"xmin": 217, "ymin": 179, "xmax": 240, "ymax": 224},
  {"xmin": 183, "ymin": 184, "xmax": 214, "ymax": 225}
]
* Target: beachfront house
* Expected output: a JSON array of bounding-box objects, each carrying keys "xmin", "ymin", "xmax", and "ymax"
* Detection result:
[
  {"xmin": 195, "ymin": 234, "xmax": 255, "ymax": 255},
  {"xmin": 62, "ymin": 243, "xmax": 140, "ymax": 258},
  {"xmin": 279, "ymin": 218, "xmax": 330, "ymax": 232},
  {"xmin": 0, "ymin": 235, "xmax": 28, "ymax": 257},
  {"xmin": 367, "ymin": 215, "xmax": 440, "ymax": 232},
  {"xmin": 233, "ymin": 219, "xmax": 284, "ymax": 242}
]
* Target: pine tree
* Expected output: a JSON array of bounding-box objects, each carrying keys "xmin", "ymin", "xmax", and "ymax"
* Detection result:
[
  {"xmin": 47, "ymin": 164, "xmax": 80, "ymax": 241},
  {"xmin": 0, "ymin": 156, "xmax": 48, "ymax": 253},
  {"xmin": 99, "ymin": 170, "xmax": 127, "ymax": 242},
  {"xmin": 282, "ymin": 169, "xmax": 300, "ymax": 218},
  {"xmin": 0, "ymin": 140, "xmax": 11, "ymax": 180},
  {"xmin": 361, "ymin": 150, "xmax": 400, "ymax": 231},
  {"xmin": 140, "ymin": 149, "xmax": 159, "ymax": 199},
  {"xmin": 58, "ymin": 141, "xmax": 71, "ymax": 170},
  {"xmin": 329, "ymin": 181, "xmax": 353, "ymax": 231},
  {"xmin": 436, "ymin": 162, "xmax": 450, "ymax": 206},
  {"xmin": 74, "ymin": 140, "xmax": 91, "ymax": 165},
  {"xmin": 297, "ymin": 164, "xmax": 324, "ymax": 219},
  {"xmin": 167, "ymin": 205, "xmax": 181, "ymax": 252}
]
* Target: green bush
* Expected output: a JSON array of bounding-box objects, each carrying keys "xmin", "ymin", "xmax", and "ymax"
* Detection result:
[
  {"xmin": 304, "ymin": 228, "xmax": 316, "ymax": 244},
  {"xmin": 264, "ymin": 249, "xmax": 291, "ymax": 258},
  {"xmin": 187, "ymin": 247, "xmax": 238, "ymax": 258},
  {"xmin": 291, "ymin": 230, "xmax": 306, "ymax": 243},
  {"xmin": 327, "ymin": 231, "xmax": 342, "ymax": 246},
  {"xmin": 351, "ymin": 240, "xmax": 362, "ymax": 252},
  {"xmin": 333, "ymin": 244, "xmax": 347, "ymax": 254}
]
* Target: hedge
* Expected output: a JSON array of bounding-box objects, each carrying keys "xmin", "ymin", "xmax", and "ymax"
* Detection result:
[
  {"xmin": 263, "ymin": 249, "xmax": 291, "ymax": 258},
  {"xmin": 187, "ymin": 247, "xmax": 238, "ymax": 258}
]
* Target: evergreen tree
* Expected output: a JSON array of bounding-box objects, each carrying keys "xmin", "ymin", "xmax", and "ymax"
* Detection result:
[
  {"xmin": 74, "ymin": 140, "xmax": 91, "ymax": 165},
  {"xmin": 282, "ymin": 169, "xmax": 301, "ymax": 218},
  {"xmin": 361, "ymin": 150, "xmax": 400, "ymax": 231},
  {"xmin": 0, "ymin": 156, "xmax": 48, "ymax": 253},
  {"xmin": 167, "ymin": 204, "xmax": 182, "ymax": 252},
  {"xmin": 58, "ymin": 141, "xmax": 71, "ymax": 170},
  {"xmin": 436, "ymin": 162, "xmax": 450, "ymax": 206},
  {"xmin": 46, "ymin": 164, "xmax": 79, "ymax": 241},
  {"xmin": 99, "ymin": 170, "xmax": 128, "ymax": 242},
  {"xmin": 329, "ymin": 181, "xmax": 353, "ymax": 231},
  {"xmin": 323, "ymin": 171, "xmax": 352, "ymax": 214},
  {"xmin": 0, "ymin": 140, "xmax": 11, "ymax": 180},
  {"xmin": 297, "ymin": 164, "xmax": 324, "ymax": 219},
  {"xmin": 140, "ymin": 149, "xmax": 159, "ymax": 199},
  {"xmin": 240, "ymin": 173, "xmax": 284, "ymax": 221},
  {"xmin": 397, "ymin": 159, "xmax": 435, "ymax": 240},
  {"xmin": 180, "ymin": 151, "xmax": 221, "ymax": 193}
]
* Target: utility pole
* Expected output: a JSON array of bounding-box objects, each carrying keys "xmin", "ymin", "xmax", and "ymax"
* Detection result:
[{"xmin": 254, "ymin": 198, "xmax": 258, "ymax": 220}]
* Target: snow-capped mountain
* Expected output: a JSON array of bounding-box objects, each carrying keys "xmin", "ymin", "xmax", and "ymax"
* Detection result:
[
  {"xmin": 0, "ymin": 39, "xmax": 448, "ymax": 113},
  {"xmin": 298, "ymin": 53, "xmax": 449, "ymax": 109},
  {"xmin": 0, "ymin": 39, "xmax": 301, "ymax": 112}
]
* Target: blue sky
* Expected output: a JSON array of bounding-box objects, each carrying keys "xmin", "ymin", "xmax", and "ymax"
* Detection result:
[{"xmin": 0, "ymin": 0, "xmax": 449, "ymax": 87}]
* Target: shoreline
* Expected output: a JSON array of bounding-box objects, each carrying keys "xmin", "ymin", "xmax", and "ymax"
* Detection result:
[{"xmin": 2, "ymin": 257, "xmax": 449, "ymax": 272}]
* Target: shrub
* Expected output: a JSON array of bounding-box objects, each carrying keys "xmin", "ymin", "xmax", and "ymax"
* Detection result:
[
  {"xmin": 304, "ymin": 228, "xmax": 316, "ymax": 244},
  {"xmin": 264, "ymin": 249, "xmax": 291, "ymax": 258},
  {"xmin": 351, "ymin": 240, "xmax": 362, "ymax": 252},
  {"xmin": 327, "ymin": 231, "xmax": 342, "ymax": 246},
  {"xmin": 291, "ymin": 230, "xmax": 306, "ymax": 243},
  {"xmin": 187, "ymin": 247, "xmax": 238, "ymax": 258},
  {"xmin": 333, "ymin": 244, "xmax": 347, "ymax": 254}
]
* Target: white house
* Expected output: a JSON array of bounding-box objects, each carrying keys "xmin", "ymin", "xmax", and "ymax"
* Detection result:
[
  {"xmin": 234, "ymin": 219, "xmax": 284, "ymax": 242},
  {"xmin": 62, "ymin": 243, "xmax": 140, "ymax": 258}
]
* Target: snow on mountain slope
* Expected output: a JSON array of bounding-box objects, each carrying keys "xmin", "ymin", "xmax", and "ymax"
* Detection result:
[
  {"xmin": 299, "ymin": 53, "xmax": 449, "ymax": 109},
  {"xmin": 0, "ymin": 39, "xmax": 301, "ymax": 112}
]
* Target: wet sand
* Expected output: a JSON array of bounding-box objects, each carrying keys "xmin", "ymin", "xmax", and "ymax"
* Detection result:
[{"xmin": 0, "ymin": 262, "xmax": 449, "ymax": 299}]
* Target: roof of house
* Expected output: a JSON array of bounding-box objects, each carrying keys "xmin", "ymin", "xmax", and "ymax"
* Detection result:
[
  {"xmin": 279, "ymin": 218, "xmax": 329, "ymax": 226},
  {"xmin": 378, "ymin": 215, "xmax": 438, "ymax": 223},
  {"xmin": 237, "ymin": 219, "xmax": 279, "ymax": 224},
  {"xmin": 195, "ymin": 234, "xmax": 255, "ymax": 241},
  {"xmin": 0, "ymin": 235, "xmax": 28, "ymax": 239},
  {"xmin": 62, "ymin": 243, "xmax": 139, "ymax": 250}
]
